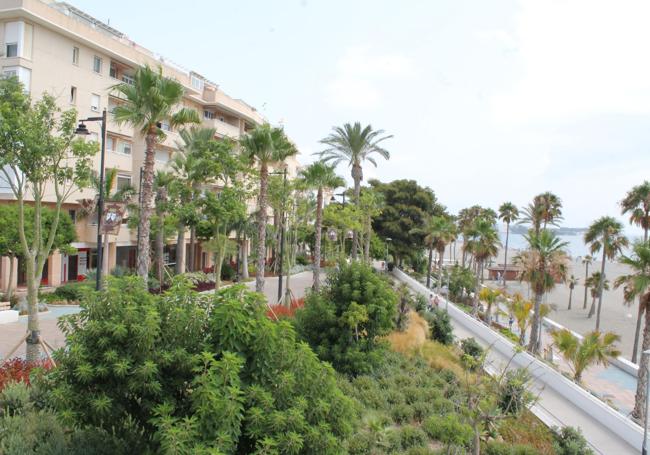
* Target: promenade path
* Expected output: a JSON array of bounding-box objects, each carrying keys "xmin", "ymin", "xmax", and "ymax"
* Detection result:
[
  {"xmin": 0, "ymin": 272, "xmax": 316, "ymax": 360},
  {"xmin": 396, "ymin": 271, "xmax": 638, "ymax": 455}
]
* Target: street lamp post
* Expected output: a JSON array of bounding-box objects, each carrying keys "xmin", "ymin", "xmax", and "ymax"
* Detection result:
[
  {"xmin": 644, "ymin": 349, "xmax": 650, "ymax": 455},
  {"xmin": 385, "ymin": 238, "xmax": 392, "ymax": 270},
  {"xmin": 330, "ymin": 192, "xmax": 347, "ymax": 204},
  {"xmin": 75, "ymin": 109, "xmax": 107, "ymax": 291}
]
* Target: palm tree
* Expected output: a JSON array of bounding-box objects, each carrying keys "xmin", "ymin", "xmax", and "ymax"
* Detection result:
[
  {"xmin": 241, "ymin": 124, "xmax": 297, "ymax": 293},
  {"xmin": 586, "ymin": 271, "xmax": 609, "ymax": 318},
  {"xmin": 551, "ymin": 329, "xmax": 620, "ymax": 383},
  {"xmin": 465, "ymin": 219, "xmax": 500, "ymax": 315},
  {"xmin": 316, "ymin": 122, "xmax": 392, "ymax": 259},
  {"xmin": 581, "ymin": 255, "xmax": 593, "ymax": 309},
  {"xmin": 420, "ymin": 215, "xmax": 456, "ymax": 289},
  {"xmin": 621, "ymin": 182, "xmax": 650, "ymax": 364},
  {"xmin": 614, "ymin": 242, "xmax": 650, "ymax": 420},
  {"xmin": 507, "ymin": 293, "xmax": 534, "ymax": 345},
  {"xmin": 153, "ymin": 171, "xmax": 175, "ymax": 289},
  {"xmin": 479, "ymin": 287, "xmax": 501, "ymax": 325},
  {"xmin": 299, "ymin": 161, "xmax": 344, "ymax": 292},
  {"xmin": 584, "ymin": 216, "xmax": 629, "ymax": 330},
  {"xmin": 498, "ymin": 202, "xmax": 519, "ymax": 286},
  {"xmin": 519, "ymin": 192, "xmax": 563, "ymax": 235},
  {"xmin": 567, "ymin": 275, "xmax": 578, "ymax": 310},
  {"xmin": 112, "ymin": 65, "xmax": 199, "ymax": 280},
  {"xmin": 516, "ymin": 230, "xmax": 569, "ymax": 354}
]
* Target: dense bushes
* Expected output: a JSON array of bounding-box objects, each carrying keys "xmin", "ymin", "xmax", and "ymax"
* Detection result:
[
  {"xmin": 0, "ymin": 358, "xmax": 51, "ymax": 391},
  {"xmin": 49, "ymin": 277, "xmax": 356, "ymax": 454},
  {"xmin": 52, "ymin": 281, "xmax": 90, "ymax": 302},
  {"xmin": 553, "ymin": 426, "xmax": 593, "ymax": 455},
  {"xmin": 424, "ymin": 308, "xmax": 454, "ymax": 345},
  {"xmin": 294, "ymin": 262, "xmax": 397, "ymax": 375}
]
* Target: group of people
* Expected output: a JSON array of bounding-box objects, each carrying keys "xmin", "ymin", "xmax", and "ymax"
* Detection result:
[{"xmin": 428, "ymin": 293, "xmax": 440, "ymax": 311}]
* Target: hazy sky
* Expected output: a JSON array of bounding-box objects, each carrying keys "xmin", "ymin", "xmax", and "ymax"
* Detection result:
[{"xmin": 73, "ymin": 0, "xmax": 650, "ymax": 232}]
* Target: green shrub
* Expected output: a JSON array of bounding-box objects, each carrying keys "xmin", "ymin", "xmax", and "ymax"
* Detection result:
[
  {"xmin": 51, "ymin": 278, "xmax": 357, "ymax": 454},
  {"xmin": 499, "ymin": 369, "xmax": 534, "ymax": 415},
  {"xmin": 220, "ymin": 261, "xmax": 236, "ymax": 281},
  {"xmin": 553, "ymin": 426, "xmax": 594, "ymax": 455},
  {"xmin": 485, "ymin": 441, "xmax": 540, "ymax": 455},
  {"xmin": 423, "ymin": 413, "xmax": 473, "ymax": 449},
  {"xmin": 346, "ymin": 431, "xmax": 374, "ymax": 454},
  {"xmin": 461, "ymin": 337, "xmax": 484, "ymax": 370},
  {"xmin": 53, "ymin": 282, "xmax": 90, "ymax": 302},
  {"xmin": 390, "ymin": 402, "xmax": 414, "ymax": 424},
  {"xmin": 399, "ymin": 424, "xmax": 428, "ymax": 449},
  {"xmin": 425, "ymin": 308, "xmax": 454, "ymax": 345},
  {"xmin": 293, "ymin": 262, "xmax": 397, "ymax": 375},
  {"xmin": 295, "ymin": 254, "xmax": 311, "ymax": 266}
]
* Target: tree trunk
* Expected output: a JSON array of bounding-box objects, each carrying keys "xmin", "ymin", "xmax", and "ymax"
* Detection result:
[
  {"xmin": 25, "ymin": 256, "xmax": 40, "ymax": 362},
  {"xmin": 156, "ymin": 221, "xmax": 164, "ymax": 289},
  {"xmin": 363, "ymin": 218, "xmax": 371, "ymax": 263},
  {"xmin": 256, "ymin": 163, "xmax": 269, "ymax": 293},
  {"xmin": 242, "ymin": 234, "xmax": 249, "ymax": 279},
  {"xmin": 588, "ymin": 296, "xmax": 596, "ymax": 317},
  {"xmin": 472, "ymin": 430, "xmax": 480, "ymax": 455},
  {"xmin": 351, "ymin": 163, "xmax": 363, "ymax": 260},
  {"xmin": 215, "ymin": 249, "xmax": 224, "ymax": 290},
  {"xmin": 175, "ymin": 223, "xmax": 185, "ymax": 275},
  {"xmin": 632, "ymin": 300, "xmax": 650, "ymax": 421},
  {"xmin": 528, "ymin": 290, "xmax": 544, "ymax": 354},
  {"xmin": 583, "ymin": 262, "xmax": 590, "ymax": 309},
  {"xmin": 6, "ymin": 256, "xmax": 15, "ymax": 302},
  {"xmin": 503, "ymin": 222, "xmax": 510, "ymax": 286},
  {"xmin": 595, "ymin": 250, "xmax": 606, "ymax": 330},
  {"xmin": 438, "ymin": 246, "xmax": 444, "ymax": 291},
  {"xmin": 313, "ymin": 187, "xmax": 323, "ymax": 292},
  {"xmin": 137, "ymin": 131, "xmax": 157, "ymax": 281},
  {"xmin": 188, "ymin": 226, "xmax": 196, "ymax": 272},
  {"xmin": 568, "ymin": 287, "xmax": 573, "ymax": 310},
  {"xmin": 472, "ymin": 260, "xmax": 481, "ymax": 316},
  {"xmin": 426, "ymin": 247, "xmax": 433, "ymax": 288},
  {"xmin": 103, "ymin": 234, "xmax": 110, "ymax": 277},
  {"xmin": 633, "ymin": 303, "xmax": 645, "ymax": 364}
]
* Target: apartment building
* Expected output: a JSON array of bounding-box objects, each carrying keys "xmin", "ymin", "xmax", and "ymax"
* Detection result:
[{"xmin": 0, "ymin": 0, "xmax": 300, "ymax": 293}]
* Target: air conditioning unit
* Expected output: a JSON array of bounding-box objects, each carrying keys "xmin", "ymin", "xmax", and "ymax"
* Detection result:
[{"xmin": 91, "ymin": 106, "xmax": 99, "ymax": 112}]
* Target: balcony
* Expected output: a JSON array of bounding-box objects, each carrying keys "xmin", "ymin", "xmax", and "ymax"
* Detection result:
[{"xmin": 202, "ymin": 117, "xmax": 241, "ymax": 139}]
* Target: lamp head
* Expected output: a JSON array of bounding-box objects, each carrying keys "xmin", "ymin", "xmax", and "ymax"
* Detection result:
[{"xmin": 75, "ymin": 121, "xmax": 90, "ymax": 135}]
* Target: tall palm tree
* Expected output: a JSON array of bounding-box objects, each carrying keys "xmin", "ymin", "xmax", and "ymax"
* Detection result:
[
  {"xmin": 112, "ymin": 65, "xmax": 199, "ymax": 280},
  {"xmin": 581, "ymin": 255, "xmax": 593, "ymax": 309},
  {"xmin": 419, "ymin": 215, "xmax": 455, "ymax": 289},
  {"xmin": 507, "ymin": 293, "xmax": 534, "ymax": 345},
  {"xmin": 465, "ymin": 219, "xmax": 500, "ymax": 315},
  {"xmin": 567, "ymin": 275, "xmax": 578, "ymax": 310},
  {"xmin": 516, "ymin": 230, "xmax": 569, "ymax": 354},
  {"xmin": 479, "ymin": 287, "xmax": 501, "ymax": 325},
  {"xmin": 498, "ymin": 202, "xmax": 519, "ymax": 285},
  {"xmin": 316, "ymin": 122, "xmax": 392, "ymax": 259},
  {"xmin": 621, "ymin": 182, "xmax": 650, "ymax": 363},
  {"xmin": 584, "ymin": 216, "xmax": 629, "ymax": 330},
  {"xmin": 551, "ymin": 329, "xmax": 620, "ymax": 383},
  {"xmin": 153, "ymin": 171, "xmax": 174, "ymax": 289},
  {"xmin": 299, "ymin": 161, "xmax": 344, "ymax": 292},
  {"xmin": 586, "ymin": 272, "xmax": 609, "ymax": 317},
  {"xmin": 614, "ymin": 241, "xmax": 650, "ymax": 420},
  {"xmin": 519, "ymin": 192, "xmax": 563, "ymax": 235},
  {"xmin": 241, "ymin": 124, "xmax": 297, "ymax": 293}
]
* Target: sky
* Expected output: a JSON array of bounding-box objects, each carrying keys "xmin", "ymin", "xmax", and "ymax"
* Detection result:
[{"xmin": 72, "ymin": 0, "xmax": 650, "ymax": 232}]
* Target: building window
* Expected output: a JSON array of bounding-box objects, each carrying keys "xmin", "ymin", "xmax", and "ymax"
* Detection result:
[
  {"xmin": 68, "ymin": 209, "xmax": 77, "ymax": 223},
  {"xmin": 3, "ymin": 66, "xmax": 30, "ymax": 92},
  {"xmin": 190, "ymin": 75, "xmax": 204, "ymax": 91},
  {"xmin": 70, "ymin": 86, "xmax": 77, "ymax": 104},
  {"xmin": 121, "ymin": 74, "xmax": 134, "ymax": 85},
  {"xmin": 159, "ymin": 121, "xmax": 171, "ymax": 131},
  {"xmin": 5, "ymin": 43, "xmax": 17, "ymax": 57},
  {"xmin": 219, "ymin": 116, "xmax": 225, "ymax": 122},
  {"xmin": 109, "ymin": 61, "xmax": 118, "ymax": 78},
  {"xmin": 3, "ymin": 69, "xmax": 16, "ymax": 78},
  {"xmin": 116, "ymin": 174, "xmax": 131, "ymax": 190},
  {"xmin": 93, "ymin": 55, "xmax": 102, "ymax": 74},
  {"xmin": 106, "ymin": 136, "xmax": 115, "ymax": 152},
  {"xmin": 119, "ymin": 141, "xmax": 132, "ymax": 155},
  {"xmin": 204, "ymin": 110, "xmax": 214, "ymax": 119},
  {"xmin": 155, "ymin": 150, "xmax": 169, "ymax": 163},
  {"xmin": 91, "ymin": 93, "xmax": 100, "ymax": 112},
  {"xmin": 72, "ymin": 46, "xmax": 79, "ymax": 65}
]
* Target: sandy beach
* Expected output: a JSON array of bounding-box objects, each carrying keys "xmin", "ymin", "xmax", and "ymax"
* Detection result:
[{"xmin": 444, "ymin": 241, "xmax": 640, "ymax": 361}]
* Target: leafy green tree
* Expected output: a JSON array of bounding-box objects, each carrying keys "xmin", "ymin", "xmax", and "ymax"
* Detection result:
[
  {"xmin": 152, "ymin": 171, "xmax": 176, "ymax": 288},
  {"xmin": 294, "ymin": 262, "xmax": 397, "ymax": 375},
  {"xmin": 614, "ymin": 241, "xmax": 650, "ymax": 420},
  {"xmin": 317, "ymin": 123, "xmax": 392, "ymax": 259},
  {"xmin": 447, "ymin": 265, "xmax": 477, "ymax": 303},
  {"xmin": 498, "ymin": 202, "xmax": 519, "ymax": 285},
  {"xmin": 457, "ymin": 205, "xmax": 497, "ymax": 268},
  {"xmin": 112, "ymin": 65, "xmax": 200, "ymax": 280},
  {"xmin": 370, "ymin": 179, "xmax": 443, "ymax": 265},
  {"xmin": 516, "ymin": 230, "xmax": 568, "ymax": 354},
  {"xmin": 464, "ymin": 219, "xmax": 500, "ymax": 315},
  {"xmin": 418, "ymin": 215, "xmax": 456, "ymax": 289},
  {"xmin": 241, "ymin": 124, "xmax": 297, "ymax": 292},
  {"xmin": 551, "ymin": 329, "xmax": 620, "ymax": 382},
  {"xmin": 0, "ymin": 78, "xmax": 95, "ymax": 360},
  {"xmin": 52, "ymin": 278, "xmax": 356, "ymax": 454},
  {"xmin": 584, "ymin": 216, "xmax": 628, "ymax": 330}
]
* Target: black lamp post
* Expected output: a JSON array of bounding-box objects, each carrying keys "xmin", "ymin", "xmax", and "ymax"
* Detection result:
[
  {"xmin": 75, "ymin": 109, "xmax": 107, "ymax": 291},
  {"xmin": 330, "ymin": 191, "xmax": 347, "ymax": 204}
]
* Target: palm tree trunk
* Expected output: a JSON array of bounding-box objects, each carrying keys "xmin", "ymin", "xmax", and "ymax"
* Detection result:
[
  {"xmin": 426, "ymin": 247, "xmax": 433, "ymax": 288},
  {"xmin": 583, "ymin": 262, "xmax": 590, "ymax": 309},
  {"xmin": 136, "ymin": 131, "xmax": 157, "ymax": 281},
  {"xmin": 596, "ymin": 250, "xmax": 606, "ymax": 330},
  {"xmin": 503, "ymin": 222, "xmax": 510, "ymax": 286},
  {"xmin": 313, "ymin": 187, "xmax": 323, "ymax": 292},
  {"xmin": 528, "ymin": 291, "xmax": 544, "ymax": 354},
  {"xmin": 242, "ymin": 233, "xmax": 249, "ymax": 279},
  {"xmin": 633, "ymin": 303, "xmax": 644, "ymax": 363},
  {"xmin": 588, "ymin": 295, "xmax": 596, "ymax": 317},
  {"xmin": 438, "ymin": 247, "xmax": 444, "ymax": 291},
  {"xmin": 472, "ymin": 260, "xmax": 481, "ymax": 315},
  {"xmin": 256, "ymin": 163, "xmax": 269, "ymax": 293},
  {"xmin": 568, "ymin": 287, "xmax": 573, "ymax": 310},
  {"xmin": 351, "ymin": 163, "xmax": 362, "ymax": 260},
  {"xmin": 632, "ymin": 300, "xmax": 650, "ymax": 422},
  {"xmin": 175, "ymin": 223, "xmax": 185, "ymax": 275},
  {"xmin": 6, "ymin": 256, "xmax": 14, "ymax": 302},
  {"xmin": 156, "ymin": 220, "xmax": 164, "ymax": 289},
  {"xmin": 188, "ymin": 227, "xmax": 196, "ymax": 272}
]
